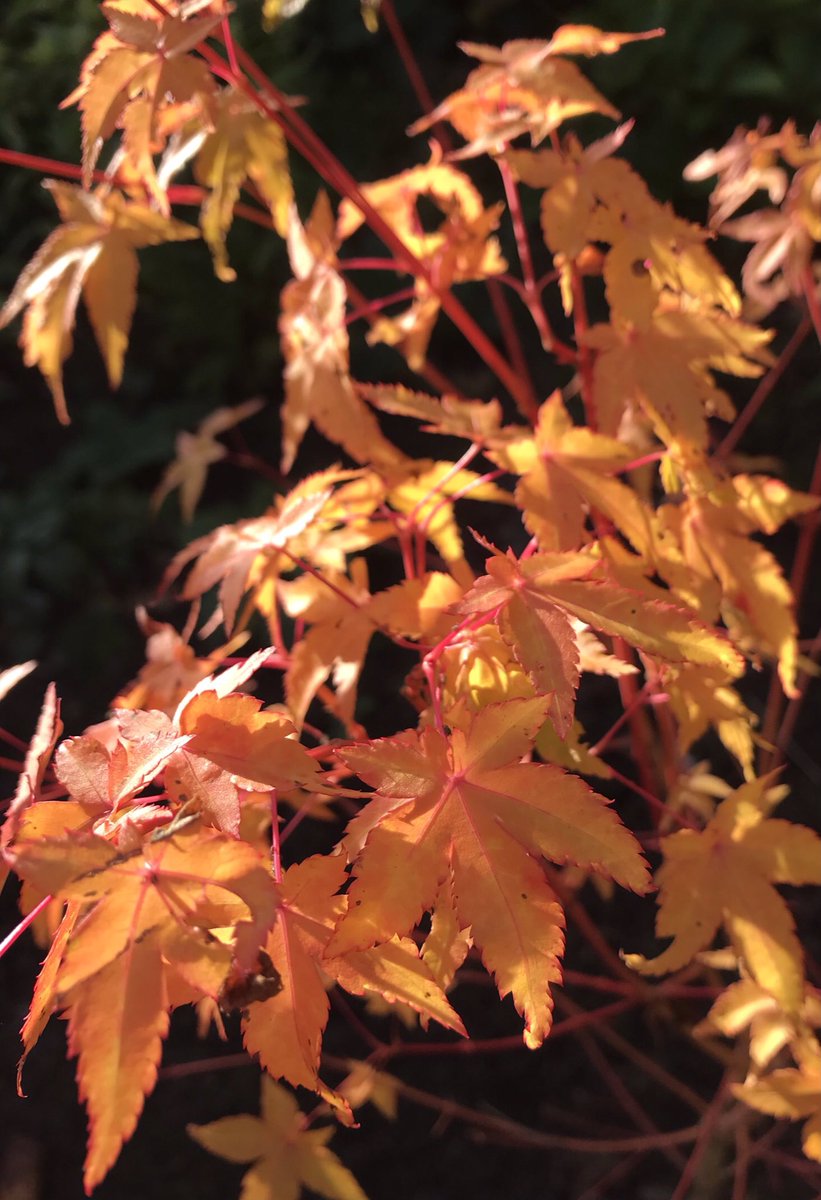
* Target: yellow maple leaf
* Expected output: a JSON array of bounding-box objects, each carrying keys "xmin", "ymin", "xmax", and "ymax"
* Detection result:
[
  {"xmin": 695, "ymin": 976, "xmax": 821, "ymax": 1073},
  {"xmin": 358, "ymin": 382, "xmax": 503, "ymax": 441},
  {"xmin": 63, "ymin": 0, "xmax": 220, "ymax": 207},
  {"xmin": 488, "ymin": 390, "xmax": 654, "ymax": 554},
  {"xmin": 195, "ymin": 89, "xmax": 293, "ymax": 281},
  {"xmin": 655, "ymin": 474, "xmax": 806, "ymax": 696},
  {"xmin": 733, "ymin": 1039, "xmax": 821, "ymax": 1162},
  {"xmin": 0, "ymin": 182, "xmax": 198, "ymax": 422},
  {"xmin": 189, "ymin": 1076, "xmax": 368, "ymax": 1200},
  {"xmin": 625, "ymin": 775, "xmax": 821, "ymax": 1013},
  {"xmin": 662, "ymin": 663, "xmax": 757, "ymax": 780},
  {"xmin": 338, "ymin": 149, "xmax": 506, "ymax": 369},
  {"xmin": 584, "ymin": 309, "xmax": 772, "ymax": 460}
]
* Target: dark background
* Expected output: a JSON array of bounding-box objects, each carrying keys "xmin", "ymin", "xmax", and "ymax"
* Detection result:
[{"xmin": 2, "ymin": 1, "xmax": 821, "ymax": 1197}]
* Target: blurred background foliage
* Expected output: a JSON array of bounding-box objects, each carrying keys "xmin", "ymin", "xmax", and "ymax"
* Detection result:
[{"xmin": 1, "ymin": 3, "xmax": 821, "ymax": 1197}]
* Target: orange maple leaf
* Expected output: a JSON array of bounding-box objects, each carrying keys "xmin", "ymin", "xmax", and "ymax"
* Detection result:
[
  {"xmin": 281, "ymin": 193, "xmax": 404, "ymax": 471},
  {"xmin": 409, "ymin": 35, "xmax": 623, "ymax": 158},
  {"xmin": 454, "ymin": 542, "xmax": 742, "ymax": 738},
  {"xmin": 329, "ymin": 697, "xmax": 650, "ymax": 1048},
  {"xmin": 337, "ymin": 148, "xmax": 506, "ymax": 370},
  {"xmin": 9, "ymin": 817, "xmax": 277, "ymax": 1190},
  {"xmin": 242, "ymin": 854, "xmax": 465, "ymax": 1105}
]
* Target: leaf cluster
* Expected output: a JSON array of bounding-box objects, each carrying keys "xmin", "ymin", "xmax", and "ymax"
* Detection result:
[{"xmin": 2, "ymin": 4, "xmax": 821, "ymax": 1199}]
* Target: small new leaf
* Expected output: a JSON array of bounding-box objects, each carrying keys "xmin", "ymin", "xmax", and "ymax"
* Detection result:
[{"xmin": 189, "ymin": 1076, "xmax": 368, "ymax": 1200}]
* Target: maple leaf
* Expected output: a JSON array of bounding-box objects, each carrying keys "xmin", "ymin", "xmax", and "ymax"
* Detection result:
[
  {"xmin": 625, "ymin": 775, "xmax": 821, "ymax": 1013},
  {"xmin": 733, "ymin": 1039, "xmax": 821, "ymax": 1161},
  {"xmin": 358, "ymin": 382, "xmax": 503, "ymax": 442},
  {"xmin": 729, "ymin": 473, "xmax": 821, "ymax": 534},
  {"xmin": 329, "ymin": 697, "xmax": 650, "ymax": 1048},
  {"xmin": 189, "ymin": 1076, "xmax": 368, "ymax": 1200},
  {"xmin": 67, "ymin": 930, "xmax": 170, "ymax": 1192},
  {"xmin": 454, "ymin": 543, "xmax": 742, "ymax": 738},
  {"xmin": 655, "ymin": 473, "xmax": 809, "ymax": 696},
  {"xmin": 337, "ymin": 1060, "xmax": 398, "ymax": 1119},
  {"xmin": 18, "ymin": 902, "xmax": 83, "ymax": 1095},
  {"xmin": 242, "ymin": 855, "xmax": 464, "ymax": 1104},
  {"xmin": 280, "ymin": 560, "xmax": 373, "ymax": 730},
  {"xmin": 695, "ymin": 977, "xmax": 821, "ymax": 1073},
  {"xmin": 338, "ymin": 150, "xmax": 506, "ymax": 278},
  {"xmin": 421, "ymin": 876, "xmax": 472, "ymax": 997},
  {"xmin": 510, "ymin": 133, "xmax": 739, "ymax": 326},
  {"xmin": 152, "ymin": 398, "xmax": 263, "ymax": 521},
  {"xmin": 690, "ymin": 124, "xmax": 821, "ymax": 313},
  {"xmin": 386, "ymin": 458, "xmax": 512, "ymax": 588},
  {"xmin": 49, "ymin": 709, "xmax": 187, "ymax": 823},
  {"xmin": 684, "ymin": 120, "xmax": 792, "ymax": 227},
  {"xmin": 112, "ymin": 606, "xmax": 249, "ymax": 716},
  {"xmin": 409, "ymin": 35, "xmax": 622, "ymax": 158},
  {"xmin": 437, "ymin": 622, "xmax": 539, "ymax": 717},
  {"xmin": 0, "ymin": 661, "xmax": 36, "ymax": 703},
  {"xmin": 662, "ymin": 663, "xmax": 757, "ymax": 781},
  {"xmin": 281, "ymin": 194, "xmax": 403, "ymax": 471},
  {"xmin": 164, "ymin": 467, "xmax": 349, "ymax": 632},
  {"xmin": 337, "ymin": 149, "xmax": 506, "ymax": 369},
  {"xmin": 194, "ymin": 89, "xmax": 293, "ymax": 281},
  {"xmin": 9, "ymin": 817, "xmax": 277, "ymax": 985},
  {"xmin": 177, "ymin": 690, "xmax": 320, "ymax": 793},
  {"xmin": 1, "ymin": 684, "xmax": 62, "ymax": 851},
  {"xmin": 9, "ymin": 817, "xmax": 276, "ymax": 1190},
  {"xmin": 583, "ymin": 309, "xmax": 772, "ymax": 459},
  {"xmin": 0, "ymin": 182, "xmax": 198, "ymax": 423},
  {"xmin": 487, "ymin": 390, "xmax": 654, "ymax": 554},
  {"xmin": 63, "ymin": 0, "xmax": 220, "ymax": 207}
]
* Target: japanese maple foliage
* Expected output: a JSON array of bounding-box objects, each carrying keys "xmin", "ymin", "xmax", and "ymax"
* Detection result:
[{"xmin": 2, "ymin": 3, "xmax": 821, "ymax": 1199}]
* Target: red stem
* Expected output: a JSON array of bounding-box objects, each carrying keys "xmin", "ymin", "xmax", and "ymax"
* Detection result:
[
  {"xmin": 339, "ymin": 256, "xmax": 405, "ymax": 272},
  {"xmin": 0, "ymin": 894, "xmax": 53, "ymax": 961},
  {"xmin": 498, "ymin": 156, "xmax": 575, "ymax": 369},
  {"xmin": 759, "ymin": 438, "xmax": 821, "ymax": 771},
  {"xmin": 801, "ymin": 263, "xmax": 821, "ymax": 346},
  {"xmin": 571, "ymin": 266, "xmax": 597, "ymax": 429},
  {"xmin": 0, "ymin": 726, "xmax": 28, "ymax": 753},
  {"xmin": 715, "ymin": 316, "xmax": 810, "ymax": 460},
  {"xmin": 219, "ymin": 16, "xmax": 239, "ymax": 77},
  {"xmin": 668, "ymin": 1074, "xmax": 731, "ymax": 1200},
  {"xmin": 215, "ymin": 41, "xmax": 536, "ymax": 419},
  {"xmin": 379, "ymin": 0, "xmax": 452, "ymax": 154},
  {"xmin": 487, "ymin": 278, "xmax": 541, "ymax": 419},
  {"xmin": 270, "ymin": 789, "xmax": 282, "ymax": 882},
  {"xmin": 345, "ymin": 285, "xmax": 417, "ymax": 326}
]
